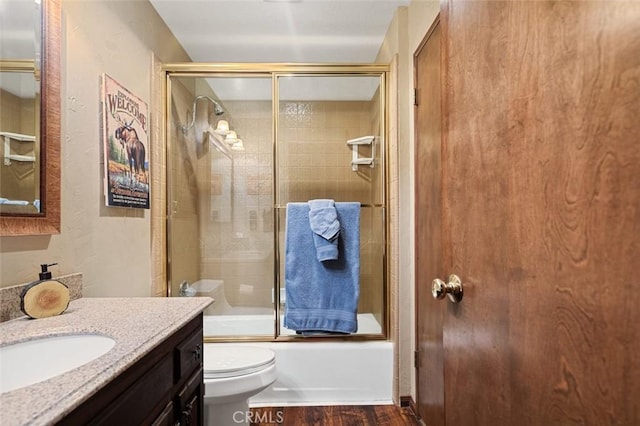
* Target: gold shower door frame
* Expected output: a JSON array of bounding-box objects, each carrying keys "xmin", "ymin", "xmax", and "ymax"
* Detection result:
[{"xmin": 162, "ymin": 63, "xmax": 389, "ymax": 342}]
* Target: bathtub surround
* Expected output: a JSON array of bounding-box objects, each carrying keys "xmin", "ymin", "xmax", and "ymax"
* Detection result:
[{"xmin": 0, "ymin": 273, "xmax": 83, "ymax": 322}]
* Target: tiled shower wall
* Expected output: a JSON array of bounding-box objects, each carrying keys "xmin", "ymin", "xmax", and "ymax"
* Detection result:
[
  {"xmin": 199, "ymin": 100, "xmax": 274, "ymax": 308},
  {"xmin": 175, "ymin": 93, "xmax": 385, "ymax": 323},
  {"xmin": 277, "ymin": 98, "xmax": 384, "ymax": 321}
]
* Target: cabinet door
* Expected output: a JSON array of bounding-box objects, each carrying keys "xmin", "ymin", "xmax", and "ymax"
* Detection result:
[
  {"xmin": 177, "ymin": 369, "xmax": 204, "ymax": 426},
  {"xmin": 151, "ymin": 401, "xmax": 175, "ymax": 426},
  {"xmin": 60, "ymin": 315, "xmax": 204, "ymax": 425}
]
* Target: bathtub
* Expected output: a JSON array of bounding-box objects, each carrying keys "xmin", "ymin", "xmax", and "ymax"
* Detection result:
[
  {"xmin": 209, "ymin": 340, "xmax": 393, "ymax": 406},
  {"xmin": 195, "ymin": 279, "xmax": 393, "ymax": 406},
  {"xmin": 203, "ymin": 312, "xmax": 382, "ymax": 336},
  {"xmin": 194, "ymin": 278, "xmax": 384, "ymax": 336}
]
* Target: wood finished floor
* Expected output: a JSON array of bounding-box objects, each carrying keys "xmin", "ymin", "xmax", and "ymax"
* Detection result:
[{"xmin": 249, "ymin": 405, "xmax": 422, "ymax": 426}]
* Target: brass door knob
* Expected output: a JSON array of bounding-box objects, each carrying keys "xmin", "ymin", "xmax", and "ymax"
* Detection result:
[{"xmin": 432, "ymin": 274, "xmax": 463, "ymax": 303}]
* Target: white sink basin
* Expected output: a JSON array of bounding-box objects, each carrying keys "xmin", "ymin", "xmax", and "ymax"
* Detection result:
[{"xmin": 0, "ymin": 334, "xmax": 115, "ymax": 393}]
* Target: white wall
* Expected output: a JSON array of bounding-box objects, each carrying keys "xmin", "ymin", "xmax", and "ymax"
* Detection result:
[
  {"xmin": 0, "ymin": 1, "xmax": 189, "ymax": 296},
  {"xmin": 376, "ymin": 0, "xmax": 440, "ymax": 400}
]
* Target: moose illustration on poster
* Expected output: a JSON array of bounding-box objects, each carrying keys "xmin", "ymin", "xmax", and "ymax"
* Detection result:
[{"xmin": 101, "ymin": 74, "xmax": 150, "ymax": 209}]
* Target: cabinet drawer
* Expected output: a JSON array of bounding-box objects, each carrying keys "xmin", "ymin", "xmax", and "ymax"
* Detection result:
[
  {"xmin": 175, "ymin": 327, "xmax": 203, "ymax": 382},
  {"xmin": 93, "ymin": 354, "xmax": 173, "ymax": 425}
]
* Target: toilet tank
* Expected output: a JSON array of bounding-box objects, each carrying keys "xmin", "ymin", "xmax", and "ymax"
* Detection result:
[
  {"xmin": 201, "ymin": 250, "xmax": 273, "ymax": 309},
  {"xmin": 191, "ymin": 279, "xmax": 232, "ymax": 314}
]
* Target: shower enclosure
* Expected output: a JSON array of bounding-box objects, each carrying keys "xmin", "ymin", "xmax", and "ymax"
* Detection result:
[{"xmin": 164, "ymin": 64, "xmax": 388, "ymax": 341}]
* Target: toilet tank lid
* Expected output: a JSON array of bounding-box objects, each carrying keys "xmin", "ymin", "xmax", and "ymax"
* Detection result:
[
  {"xmin": 191, "ymin": 280, "xmax": 223, "ymax": 292},
  {"xmin": 203, "ymin": 346, "xmax": 275, "ymax": 377}
]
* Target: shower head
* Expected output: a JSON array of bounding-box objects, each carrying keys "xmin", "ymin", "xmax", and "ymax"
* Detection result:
[
  {"xmin": 181, "ymin": 95, "xmax": 225, "ymax": 134},
  {"xmin": 192, "ymin": 95, "xmax": 225, "ymax": 116},
  {"xmin": 212, "ymin": 102, "xmax": 225, "ymax": 116}
]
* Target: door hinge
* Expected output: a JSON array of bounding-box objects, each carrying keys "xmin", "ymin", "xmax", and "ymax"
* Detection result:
[
  {"xmin": 414, "ymin": 88, "xmax": 419, "ymax": 106},
  {"xmin": 414, "ymin": 350, "xmax": 419, "ymax": 369}
]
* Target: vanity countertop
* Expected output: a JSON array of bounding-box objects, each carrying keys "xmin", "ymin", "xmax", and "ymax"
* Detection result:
[{"xmin": 0, "ymin": 297, "xmax": 213, "ymax": 426}]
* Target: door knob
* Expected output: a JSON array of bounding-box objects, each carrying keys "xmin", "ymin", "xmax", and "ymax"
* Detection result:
[{"xmin": 432, "ymin": 274, "xmax": 463, "ymax": 303}]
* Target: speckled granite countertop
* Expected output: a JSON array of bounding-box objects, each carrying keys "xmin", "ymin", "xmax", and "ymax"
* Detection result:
[{"xmin": 0, "ymin": 297, "xmax": 213, "ymax": 426}]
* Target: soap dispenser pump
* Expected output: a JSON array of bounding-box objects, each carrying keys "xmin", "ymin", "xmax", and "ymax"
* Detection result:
[
  {"xmin": 20, "ymin": 263, "xmax": 70, "ymax": 319},
  {"xmin": 39, "ymin": 262, "xmax": 55, "ymax": 280}
]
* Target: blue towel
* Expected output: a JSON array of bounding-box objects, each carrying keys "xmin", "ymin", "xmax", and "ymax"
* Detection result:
[
  {"xmin": 308, "ymin": 199, "xmax": 340, "ymax": 261},
  {"xmin": 284, "ymin": 202, "xmax": 360, "ymax": 334}
]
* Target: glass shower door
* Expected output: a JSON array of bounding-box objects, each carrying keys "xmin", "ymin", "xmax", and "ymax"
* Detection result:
[
  {"xmin": 276, "ymin": 74, "xmax": 386, "ymax": 336},
  {"xmin": 166, "ymin": 66, "xmax": 388, "ymax": 340},
  {"xmin": 167, "ymin": 75, "xmax": 275, "ymax": 338}
]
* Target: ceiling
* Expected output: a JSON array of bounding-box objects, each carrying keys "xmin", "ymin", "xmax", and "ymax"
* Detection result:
[
  {"xmin": 149, "ymin": 0, "xmax": 409, "ymax": 63},
  {"xmin": 1, "ymin": 0, "xmax": 408, "ymax": 100},
  {"xmin": 150, "ymin": 0, "xmax": 408, "ymax": 100}
]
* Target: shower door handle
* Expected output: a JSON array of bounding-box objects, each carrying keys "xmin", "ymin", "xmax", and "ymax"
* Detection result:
[{"xmin": 432, "ymin": 274, "xmax": 463, "ymax": 303}]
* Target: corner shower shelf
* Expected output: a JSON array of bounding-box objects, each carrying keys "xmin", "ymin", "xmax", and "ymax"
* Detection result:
[
  {"xmin": 347, "ymin": 135, "xmax": 376, "ymax": 171},
  {"xmin": 2, "ymin": 131, "xmax": 36, "ymax": 165}
]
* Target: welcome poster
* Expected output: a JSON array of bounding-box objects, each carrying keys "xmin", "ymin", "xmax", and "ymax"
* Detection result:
[{"xmin": 101, "ymin": 74, "xmax": 150, "ymax": 209}]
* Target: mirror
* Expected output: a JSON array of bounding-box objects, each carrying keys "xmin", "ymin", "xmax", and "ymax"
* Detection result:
[{"xmin": 0, "ymin": 0, "xmax": 60, "ymax": 235}]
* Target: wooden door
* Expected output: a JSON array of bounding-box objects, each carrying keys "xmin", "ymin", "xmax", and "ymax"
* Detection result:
[
  {"xmin": 415, "ymin": 1, "xmax": 640, "ymax": 424},
  {"xmin": 414, "ymin": 18, "xmax": 444, "ymax": 424}
]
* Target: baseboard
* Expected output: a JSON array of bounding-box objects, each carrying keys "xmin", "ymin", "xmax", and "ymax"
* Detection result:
[{"xmin": 400, "ymin": 395, "xmax": 419, "ymax": 419}]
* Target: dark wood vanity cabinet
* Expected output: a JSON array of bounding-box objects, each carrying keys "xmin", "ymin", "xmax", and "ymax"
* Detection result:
[{"xmin": 59, "ymin": 314, "xmax": 204, "ymax": 426}]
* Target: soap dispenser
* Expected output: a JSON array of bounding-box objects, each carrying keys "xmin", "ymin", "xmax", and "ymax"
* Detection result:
[{"xmin": 20, "ymin": 263, "xmax": 70, "ymax": 319}]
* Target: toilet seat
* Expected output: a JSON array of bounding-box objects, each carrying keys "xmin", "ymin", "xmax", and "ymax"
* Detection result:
[{"xmin": 204, "ymin": 346, "xmax": 275, "ymax": 379}]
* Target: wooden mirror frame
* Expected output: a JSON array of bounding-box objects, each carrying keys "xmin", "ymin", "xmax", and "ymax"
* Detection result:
[{"xmin": 0, "ymin": 0, "xmax": 60, "ymax": 236}]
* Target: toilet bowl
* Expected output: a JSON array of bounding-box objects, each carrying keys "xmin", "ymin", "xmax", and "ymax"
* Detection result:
[{"xmin": 203, "ymin": 345, "xmax": 277, "ymax": 426}]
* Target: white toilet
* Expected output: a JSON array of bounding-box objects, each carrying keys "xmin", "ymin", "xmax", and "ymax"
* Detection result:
[{"xmin": 202, "ymin": 345, "xmax": 277, "ymax": 426}]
